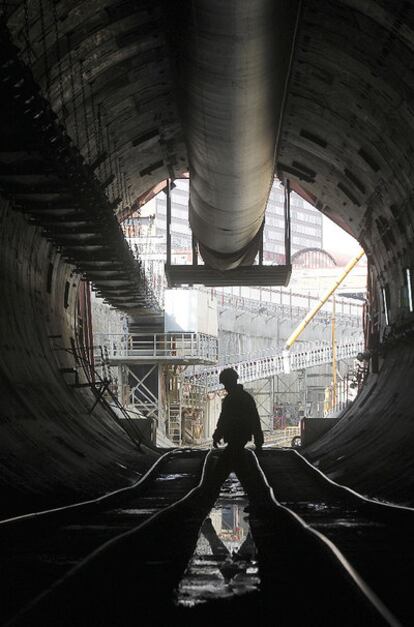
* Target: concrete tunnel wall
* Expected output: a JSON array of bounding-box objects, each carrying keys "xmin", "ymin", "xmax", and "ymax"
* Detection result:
[
  {"xmin": 305, "ymin": 344, "xmax": 414, "ymax": 505},
  {"xmin": 274, "ymin": 0, "xmax": 414, "ymax": 505},
  {"xmin": 0, "ymin": 195, "xmax": 155, "ymax": 517}
]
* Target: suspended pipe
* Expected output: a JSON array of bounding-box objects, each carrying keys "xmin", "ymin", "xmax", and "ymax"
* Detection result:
[{"xmin": 174, "ymin": 0, "xmax": 301, "ymax": 270}]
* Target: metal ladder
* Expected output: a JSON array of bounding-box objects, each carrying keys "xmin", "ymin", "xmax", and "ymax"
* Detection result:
[{"xmin": 167, "ymin": 403, "xmax": 182, "ymax": 446}]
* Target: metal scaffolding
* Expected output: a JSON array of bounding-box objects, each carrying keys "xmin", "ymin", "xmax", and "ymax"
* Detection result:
[
  {"xmin": 94, "ymin": 332, "xmax": 218, "ymax": 446},
  {"xmin": 186, "ymin": 339, "xmax": 364, "ymax": 391},
  {"xmin": 95, "ymin": 332, "xmax": 218, "ymax": 365}
]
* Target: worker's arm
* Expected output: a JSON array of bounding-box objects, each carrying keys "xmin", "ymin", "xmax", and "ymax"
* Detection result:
[
  {"xmin": 212, "ymin": 403, "xmax": 226, "ymax": 447},
  {"xmin": 212, "ymin": 424, "xmax": 222, "ymax": 447},
  {"xmin": 250, "ymin": 397, "xmax": 264, "ymax": 450}
]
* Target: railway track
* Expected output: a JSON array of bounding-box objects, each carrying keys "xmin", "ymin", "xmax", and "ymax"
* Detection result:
[
  {"xmin": 0, "ymin": 449, "xmax": 207, "ymax": 625},
  {"xmin": 256, "ymin": 449, "xmax": 414, "ymax": 627},
  {"xmin": 3, "ymin": 447, "xmax": 410, "ymax": 626}
]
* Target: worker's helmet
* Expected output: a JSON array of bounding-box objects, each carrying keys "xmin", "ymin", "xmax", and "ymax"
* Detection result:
[{"xmin": 219, "ymin": 368, "xmax": 239, "ymax": 386}]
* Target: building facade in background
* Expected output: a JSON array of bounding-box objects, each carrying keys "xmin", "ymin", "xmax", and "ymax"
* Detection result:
[{"xmin": 153, "ymin": 178, "xmax": 323, "ymax": 262}]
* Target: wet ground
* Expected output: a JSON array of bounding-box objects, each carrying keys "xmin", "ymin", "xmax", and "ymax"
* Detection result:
[
  {"xmin": 176, "ymin": 473, "xmax": 260, "ymax": 608},
  {"xmin": 6, "ymin": 450, "xmax": 408, "ymax": 626}
]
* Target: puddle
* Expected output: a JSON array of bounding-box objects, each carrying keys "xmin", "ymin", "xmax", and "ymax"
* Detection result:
[
  {"xmin": 281, "ymin": 501, "xmax": 349, "ymax": 512},
  {"xmin": 281, "ymin": 502, "xmax": 385, "ymax": 530},
  {"xmin": 175, "ymin": 474, "xmax": 260, "ymax": 608},
  {"xmin": 312, "ymin": 520, "xmax": 385, "ymax": 529},
  {"xmin": 155, "ymin": 474, "xmax": 194, "ymax": 481},
  {"xmin": 115, "ymin": 508, "xmax": 158, "ymax": 516}
]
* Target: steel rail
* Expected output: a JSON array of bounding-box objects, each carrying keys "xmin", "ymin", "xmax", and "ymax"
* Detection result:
[
  {"xmin": 5, "ymin": 449, "xmax": 215, "ymax": 626},
  {"xmin": 248, "ymin": 449, "xmax": 402, "ymax": 627},
  {"xmin": 0, "ymin": 448, "xmax": 185, "ymax": 528},
  {"xmin": 291, "ymin": 448, "xmax": 414, "ymax": 516},
  {"xmin": 6, "ymin": 448, "xmax": 404, "ymax": 626}
]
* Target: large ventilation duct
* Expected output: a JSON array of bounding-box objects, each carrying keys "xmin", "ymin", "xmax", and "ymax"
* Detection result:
[{"xmin": 172, "ymin": 0, "xmax": 300, "ymax": 270}]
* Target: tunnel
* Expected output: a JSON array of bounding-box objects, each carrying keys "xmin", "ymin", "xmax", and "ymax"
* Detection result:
[{"xmin": 0, "ymin": 0, "xmax": 414, "ymax": 524}]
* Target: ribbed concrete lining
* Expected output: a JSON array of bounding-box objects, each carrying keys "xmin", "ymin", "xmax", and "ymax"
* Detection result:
[
  {"xmin": 275, "ymin": 0, "xmax": 414, "ymax": 505},
  {"xmin": 6, "ymin": 0, "xmax": 188, "ymax": 209},
  {"xmin": 0, "ymin": 196, "xmax": 156, "ymax": 517},
  {"xmin": 177, "ymin": 0, "xmax": 299, "ymax": 269},
  {"xmin": 305, "ymin": 345, "xmax": 414, "ymax": 506}
]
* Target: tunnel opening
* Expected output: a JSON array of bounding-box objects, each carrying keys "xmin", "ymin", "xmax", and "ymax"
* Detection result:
[{"xmin": 120, "ymin": 175, "xmax": 366, "ymax": 446}]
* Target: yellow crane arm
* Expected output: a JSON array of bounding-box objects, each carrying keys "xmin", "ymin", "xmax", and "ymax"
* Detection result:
[{"xmin": 284, "ymin": 248, "xmax": 365, "ymax": 350}]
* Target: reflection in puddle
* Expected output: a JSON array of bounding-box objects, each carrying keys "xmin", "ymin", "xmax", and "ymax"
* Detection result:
[
  {"xmin": 115, "ymin": 508, "xmax": 158, "ymax": 515},
  {"xmin": 155, "ymin": 474, "xmax": 194, "ymax": 481},
  {"xmin": 281, "ymin": 501, "xmax": 385, "ymax": 529},
  {"xmin": 175, "ymin": 474, "xmax": 260, "ymax": 607}
]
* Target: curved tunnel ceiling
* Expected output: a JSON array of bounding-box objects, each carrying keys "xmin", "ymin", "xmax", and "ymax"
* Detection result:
[
  {"xmin": 275, "ymin": 0, "xmax": 414, "ymax": 342},
  {"xmin": 7, "ymin": 0, "xmax": 301, "ymax": 270},
  {"xmin": 277, "ymin": 1, "xmax": 414, "ymax": 259},
  {"xmin": 0, "ymin": 0, "xmax": 414, "ymax": 510},
  {"xmin": 7, "ymin": 0, "xmax": 189, "ymax": 213}
]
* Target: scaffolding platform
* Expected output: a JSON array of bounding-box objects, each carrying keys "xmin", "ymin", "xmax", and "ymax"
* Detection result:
[
  {"xmin": 164, "ymin": 264, "xmax": 292, "ymax": 287},
  {"xmin": 95, "ymin": 332, "xmax": 218, "ymax": 366}
]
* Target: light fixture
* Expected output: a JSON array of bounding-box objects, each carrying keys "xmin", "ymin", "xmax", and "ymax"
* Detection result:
[
  {"xmin": 406, "ymin": 268, "xmax": 413, "ymax": 313},
  {"xmin": 382, "ymin": 287, "xmax": 389, "ymax": 326}
]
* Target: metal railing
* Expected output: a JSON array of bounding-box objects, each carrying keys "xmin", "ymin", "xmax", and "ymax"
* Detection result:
[
  {"xmin": 117, "ymin": 238, "xmax": 364, "ymax": 327},
  {"xmin": 49, "ymin": 341, "xmax": 158, "ymax": 451},
  {"xmin": 211, "ymin": 287, "xmax": 363, "ymax": 327},
  {"xmin": 94, "ymin": 332, "xmax": 218, "ymax": 364},
  {"xmin": 264, "ymin": 426, "xmax": 300, "ymax": 447},
  {"xmin": 186, "ymin": 339, "xmax": 365, "ymax": 391}
]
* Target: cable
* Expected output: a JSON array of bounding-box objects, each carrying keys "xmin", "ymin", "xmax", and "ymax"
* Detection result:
[
  {"xmin": 53, "ymin": 341, "xmax": 161, "ymax": 453},
  {"xmin": 38, "ymin": 0, "xmax": 51, "ymax": 101},
  {"xmin": 52, "ymin": 0, "xmax": 64, "ymax": 114},
  {"xmin": 79, "ymin": 58, "xmax": 91, "ymax": 163},
  {"xmin": 67, "ymin": 35, "xmax": 80, "ymax": 149},
  {"xmin": 23, "ymin": 0, "xmax": 33, "ymax": 66}
]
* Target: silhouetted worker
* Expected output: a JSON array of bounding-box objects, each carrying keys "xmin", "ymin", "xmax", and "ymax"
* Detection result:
[
  {"xmin": 212, "ymin": 368, "xmax": 264, "ymax": 452},
  {"xmin": 207, "ymin": 368, "xmax": 268, "ymax": 513}
]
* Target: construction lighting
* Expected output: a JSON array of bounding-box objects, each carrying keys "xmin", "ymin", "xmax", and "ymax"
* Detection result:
[
  {"xmin": 382, "ymin": 287, "xmax": 389, "ymax": 326},
  {"xmin": 406, "ymin": 268, "xmax": 413, "ymax": 312}
]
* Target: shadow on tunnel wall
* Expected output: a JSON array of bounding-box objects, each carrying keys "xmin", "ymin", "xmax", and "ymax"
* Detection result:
[
  {"xmin": 304, "ymin": 343, "xmax": 414, "ymax": 506},
  {"xmin": 0, "ymin": 197, "xmax": 155, "ymax": 517}
]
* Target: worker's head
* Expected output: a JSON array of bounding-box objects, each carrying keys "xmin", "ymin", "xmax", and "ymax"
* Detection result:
[{"xmin": 219, "ymin": 367, "xmax": 239, "ymax": 391}]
